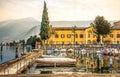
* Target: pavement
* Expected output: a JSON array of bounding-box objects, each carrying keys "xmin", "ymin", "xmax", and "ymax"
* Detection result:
[{"xmin": 0, "ymin": 73, "xmax": 120, "ymax": 77}]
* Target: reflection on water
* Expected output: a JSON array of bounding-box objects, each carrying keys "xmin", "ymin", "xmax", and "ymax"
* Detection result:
[
  {"xmin": 0, "ymin": 46, "xmax": 24, "ymax": 64},
  {"xmin": 35, "ymin": 67, "xmax": 77, "ymax": 74},
  {"xmin": 24, "ymin": 63, "xmax": 81, "ymax": 74},
  {"xmin": 24, "ymin": 64, "xmax": 36, "ymax": 74}
]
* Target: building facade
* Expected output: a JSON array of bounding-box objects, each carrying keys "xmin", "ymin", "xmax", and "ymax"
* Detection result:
[{"xmin": 48, "ymin": 21, "xmax": 120, "ymax": 44}]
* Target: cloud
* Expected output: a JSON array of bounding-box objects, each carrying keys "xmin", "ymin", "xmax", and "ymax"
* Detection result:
[
  {"xmin": 0, "ymin": 0, "xmax": 120, "ymax": 21},
  {"xmin": 0, "ymin": 0, "xmax": 43, "ymax": 21}
]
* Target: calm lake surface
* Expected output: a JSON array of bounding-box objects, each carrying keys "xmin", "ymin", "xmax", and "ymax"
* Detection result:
[{"xmin": 0, "ymin": 46, "xmax": 25, "ymax": 64}]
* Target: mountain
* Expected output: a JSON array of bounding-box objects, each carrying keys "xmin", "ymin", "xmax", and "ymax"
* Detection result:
[
  {"xmin": 0, "ymin": 18, "xmax": 40, "ymax": 42},
  {"xmin": 50, "ymin": 21, "xmax": 116, "ymax": 27},
  {"xmin": 0, "ymin": 18, "xmax": 118, "ymax": 42},
  {"xmin": 50, "ymin": 21, "xmax": 92, "ymax": 27},
  {"xmin": 16, "ymin": 25, "xmax": 40, "ymax": 41}
]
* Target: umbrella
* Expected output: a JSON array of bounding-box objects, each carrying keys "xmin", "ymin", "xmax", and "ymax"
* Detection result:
[
  {"xmin": 81, "ymin": 49, "xmax": 86, "ymax": 55},
  {"xmin": 81, "ymin": 49, "xmax": 86, "ymax": 52},
  {"xmin": 68, "ymin": 48, "xmax": 74, "ymax": 51},
  {"xmin": 96, "ymin": 50, "xmax": 101, "ymax": 54},
  {"xmin": 60, "ymin": 49, "xmax": 66, "ymax": 52}
]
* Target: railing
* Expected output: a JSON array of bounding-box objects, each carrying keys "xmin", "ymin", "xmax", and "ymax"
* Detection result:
[
  {"xmin": 0, "ymin": 49, "xmax": 43, "ymax": 75},
  {"xmin": 40, "ymin": 44, "xmax": 120, "ymax": 50},
  {"xmin": 0, "ymin": 54, "xmax": 27, "ymax": 72},
  {"xmin": 0, "ymin": 73, "xmax": 120, "ymax": 77}
]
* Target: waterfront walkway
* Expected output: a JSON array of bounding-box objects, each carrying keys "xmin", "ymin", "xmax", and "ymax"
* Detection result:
[
  {"xmin": 0, "ymin": 49, "xmax": 43, "ymax": 75},
  {"xmin": 0, "ymin": 73, "xmax": 120, "ymax": 77}
]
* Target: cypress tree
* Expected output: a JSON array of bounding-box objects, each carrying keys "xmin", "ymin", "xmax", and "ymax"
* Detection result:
[{"xmin": 40, "ymin": 1, "xmax": 50, "ymax": 43}]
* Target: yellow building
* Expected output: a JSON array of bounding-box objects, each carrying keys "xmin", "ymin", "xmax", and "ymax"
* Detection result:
[{"xmin": 49, "ymin": 21, "xmax": 120, "ymax": 44}]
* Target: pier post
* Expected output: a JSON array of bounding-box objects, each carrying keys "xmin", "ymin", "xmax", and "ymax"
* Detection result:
[
  {"xmin": 7, "ymin": 68, "xmax": 9, "ymax": 74},
  {"xmin": 4, "ymin": 68, "xmax": 5, "ymax": 75},
  {"xmin": 20, "ymin": 62, "xmax": 21, "ymax": 68},
  {"xmin": 15, "ymin": 45, "xmax": 19, "ymax": 58},
  {"xmin": 0, "ymin": 43, "xmax": 3, "ymax": 62},
  {"xmin": 17, "ymin": 62, "xmax": 18, "ymax": 73},
  {"xmin": 0, "ymin": 43, "xmax": 3, "ymax": 52}
]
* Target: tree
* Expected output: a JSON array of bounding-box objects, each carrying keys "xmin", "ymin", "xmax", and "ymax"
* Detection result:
[
  {"xmin": 26, "ymin": 36, "xmax": 33, "ymax": 45},
  {"xmin": 72, "ymin": 25, "xmax": 77, "ymax": 45},
  {"xmin": 48, "ymin": 25, "xmax": 55, "ymax": 45},
  {"xmin": 31, "ymin": 35, "xmax": 37, "ymax": 48},
  {"xmin": 40, "ymin": 1, "xmax": 50, "ymax": 44},
  {"xmin": 26, "ymin": 35, "xmax": 37, "ymax": 49},
  {"xmin": 72, "ymin": 25, "xmax": 77, "ymax": 58},
  {"xmin": 49, "ymin": 25, "xmax": 55, "ymax": 38},
  {"xmin": 91, "ymin": 16, "xmax": 112, "ymax": 43},
  {"xmin": 22, "ymin": 40, "xmax": 25, "ymax": 51}
]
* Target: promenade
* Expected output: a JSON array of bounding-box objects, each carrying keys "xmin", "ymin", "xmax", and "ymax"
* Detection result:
[
  {"xmin": 0, "ymin": 49, "xmax": 43, "ymax": 75},
  {"xmin": 0, "ymin": 73, "xmax": 120, "ymax": 77}
]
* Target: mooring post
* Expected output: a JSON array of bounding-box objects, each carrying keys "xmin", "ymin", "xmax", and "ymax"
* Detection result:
[
  {"xmin": 20, "ymin": 62, "xmax": 21, "ymax": 68},
  {"xmin": 4, "ymin": 67, "xmax": 5, "ymax": 75},
  {"xmin": 7, "ymin": 67, "xmax": 9, "ymax": 75},
  {"xmin": 15, "ymin": 45, "xmax": 19, "ymax": 58},
  {"xmin": 17, "ymin": 62, "xmax": 18, "ymax": 73}
]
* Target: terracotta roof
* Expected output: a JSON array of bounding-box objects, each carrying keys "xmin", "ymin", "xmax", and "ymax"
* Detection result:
[{"xmin": 112, "ymin": 21, "xmax": 120, "ymax": 30}]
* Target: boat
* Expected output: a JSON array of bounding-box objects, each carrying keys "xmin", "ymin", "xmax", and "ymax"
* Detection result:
[{"xmin": 36, "ymin": 58, "xmax": 76, "ymax": 67}]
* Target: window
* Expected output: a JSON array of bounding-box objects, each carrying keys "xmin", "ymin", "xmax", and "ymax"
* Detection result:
[
  {"xmin": 56, "ymin": 41, "xmax": 58, "ymax": 45},
  {"xmin": 75, "ymin": 34, "xmax": 78, "ymax": 38},
  {"xmin": 92, "ymin": 33, "xmax": 96, "ymax": 38},
  {"xmin": 88, "ymin": 34, "xmax": 90, "ymax": 38},
  {"xmin": 55, "ymin": 34, "xmax": 59, "ymax": 38},
  {"xmin": 88, "ymin": 40, "xmax": 91, "ymax": 44},
  {"xmin": 76, "ymin": 42, "xmax": 79, "ymax": 45},
  {"xmin": 93, "ymin": 34, "xmax": 96, "ymax": 38},
  {"xmin": 80, "ymin": 34, "xmax": 84, "ymax": 38},
  {"xmin": 67, "ymin": 42, "xmax": 71, "ymax": 45},
  {"xmin": 61, "ymin": 34, "xmax": 65, "ymax": 38},
  {"xmin": 117, "ymin": 34, "xmax": 120, "ymax": 38},
  {"xmin": 67, "ymin": 34, "xmax": 71, "ymax": 38},
  {"xmin": 110, "ymin": 34, "xmax": 113, "ymax": 38},
  {"xmin": 62, "ymin": 41, "xmax": 64, "ymax": 45}
]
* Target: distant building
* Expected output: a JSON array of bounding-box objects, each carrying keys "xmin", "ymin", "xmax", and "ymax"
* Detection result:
[{"xmin": 48, "ymin": 21, "xmax": 120, "ymax": 44}]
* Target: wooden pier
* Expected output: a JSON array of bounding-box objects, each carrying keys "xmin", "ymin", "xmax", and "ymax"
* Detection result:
[{"xmin": 0, "ymin": 49, "xmax": 43, "ymax": 75}]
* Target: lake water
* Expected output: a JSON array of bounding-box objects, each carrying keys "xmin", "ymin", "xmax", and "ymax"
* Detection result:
[
  {"xmin": 0, "ymin": 46, "xmax": 25, "ymax": 64},
  {"xmin": 24, "ymin": 64, "xmax": 86, "ymax": 74}
]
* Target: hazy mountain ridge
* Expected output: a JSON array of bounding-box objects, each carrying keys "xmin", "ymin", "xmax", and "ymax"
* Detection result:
[
  {"xmin": 15, "ymin": 25, "xmax": 40, "ymax": 41},
  {"xmin": 0, "ymin": 18, "xmax": 118, "ymax": 42},
  {"xmin": 50, "ymin": 21, "xmax": 92, "ymax": 27},
  {"xmin": 0, "ymin": 18, "xmax": 40, "ymax": 42},
  {"xmin": 50, "ymin": 20, "xmax": 116, "ymax": 27}
]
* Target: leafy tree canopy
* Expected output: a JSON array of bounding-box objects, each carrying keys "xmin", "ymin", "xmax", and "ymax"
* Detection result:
[
  {"xmin": 26, "ymin": 35, "xmax": 37, "ymax": 47},
  {"xmin": 91, "ymin": 16, "xmax": 112, "ymax": 43}
]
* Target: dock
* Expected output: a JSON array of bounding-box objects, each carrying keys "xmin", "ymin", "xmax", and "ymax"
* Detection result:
[{"xmin": 0, "ymin": 49, "xmax": 43, "ymax": 75}]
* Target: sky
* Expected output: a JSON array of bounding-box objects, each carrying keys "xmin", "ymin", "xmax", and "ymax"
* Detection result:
[{"xmin": 0, "ymin": 0, "xmax": 120, "ymax": 21}]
